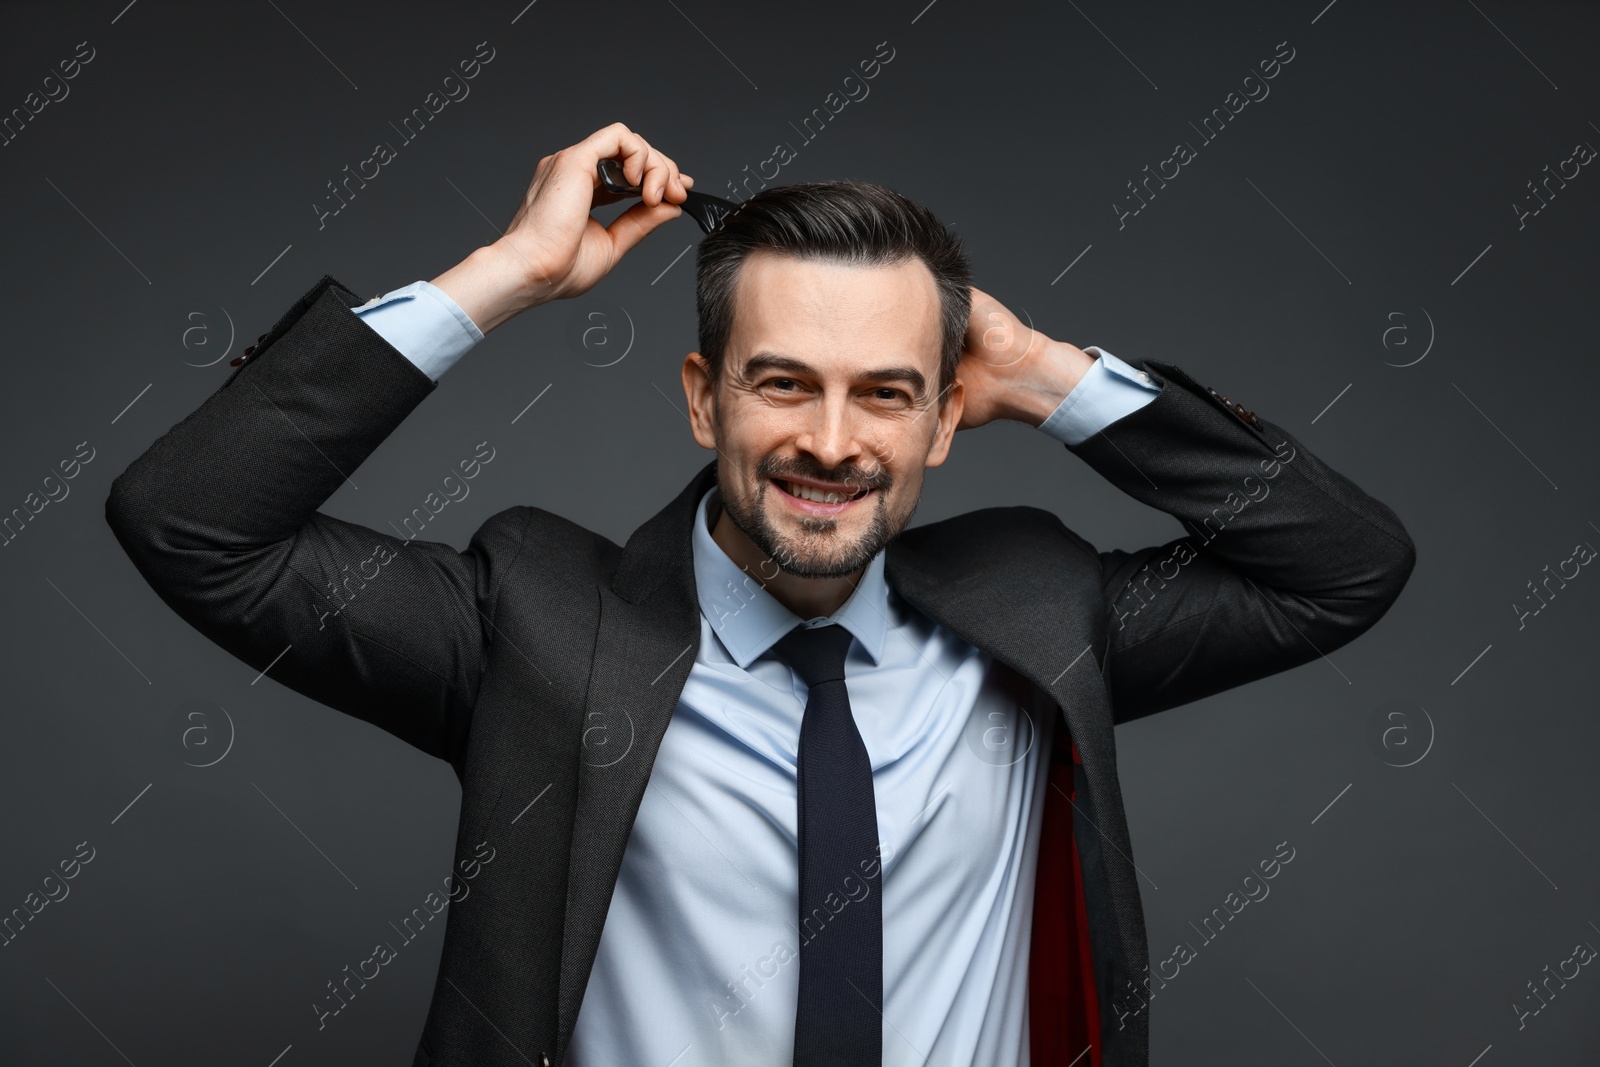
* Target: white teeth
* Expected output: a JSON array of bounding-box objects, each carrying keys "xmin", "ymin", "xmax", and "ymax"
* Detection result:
[{"xmin": 781, "ymin": 480, "xmax": 855, "ymax": 505}]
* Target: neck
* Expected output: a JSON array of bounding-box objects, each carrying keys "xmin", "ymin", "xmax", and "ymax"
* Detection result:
[{"xmin": 709, "ymin": 500, "xmax": 865, "ymax": 620}]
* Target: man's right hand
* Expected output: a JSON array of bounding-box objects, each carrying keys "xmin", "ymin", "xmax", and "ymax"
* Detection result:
[{"xmin": 431, "ymin": 122, "xmax": 694, "ymax": 333}]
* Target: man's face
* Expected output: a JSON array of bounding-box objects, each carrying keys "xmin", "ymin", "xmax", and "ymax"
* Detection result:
[{"xmin": 683, "ymin": 250, "xmax": 963, "ymax": 579}]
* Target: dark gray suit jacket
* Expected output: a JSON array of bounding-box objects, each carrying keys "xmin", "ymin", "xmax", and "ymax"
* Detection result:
[{"xmin": 105, "ymin": 274, "xmax": 1416, "ymax": 1066}]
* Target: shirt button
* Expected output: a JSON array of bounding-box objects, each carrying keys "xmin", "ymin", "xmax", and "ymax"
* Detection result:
[{"xmin": 1137, "ymin": 372, "xmax": 1151, "ymax": 382}]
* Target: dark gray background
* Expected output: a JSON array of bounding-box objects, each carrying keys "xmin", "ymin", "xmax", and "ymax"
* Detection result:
[{"xmin": 3, "ymin": 0, "xmax": 1597, "ymax": 1063}]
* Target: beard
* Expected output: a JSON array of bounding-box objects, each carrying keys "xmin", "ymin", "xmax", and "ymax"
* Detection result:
[{"xmin": 716, "ymin": 453, "xmax": 919, "ymax": 580}]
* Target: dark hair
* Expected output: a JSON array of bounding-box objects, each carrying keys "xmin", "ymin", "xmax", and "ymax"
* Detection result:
[{"xmin": 695, "ymin": 179, "xmax": 971, "ymax": 403}]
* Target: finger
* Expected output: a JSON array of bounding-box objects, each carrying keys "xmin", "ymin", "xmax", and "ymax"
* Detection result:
[
  {"xmin": 603, "ymin": 198, "xmax": 682, "ymax": 259},
  {"xmin": 641, "ymin": 143, "xmax": 683, "ymax": 206},
  {"xmin": 571, "ymin": 124, "xmax": 685, "ymax": 207},
  {"xmin": 575, "ymin": 122, "xmax": 652, "ymax": 190},
  {"xmin": 652, "ymin": 150, "xmax": 687, "ymax": 203},
  {"xmin": 629, "ymin": 145, "xmax": 656, "ymax": 200},
  {"xmin": 637, "ymin": 146, "xmax": 666, "ymax": 205}
]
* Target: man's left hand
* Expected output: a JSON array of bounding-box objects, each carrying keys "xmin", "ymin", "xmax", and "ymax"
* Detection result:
[{"xmin": 954, "ymin": 287, "xmax": 1097, "ymax": 431}]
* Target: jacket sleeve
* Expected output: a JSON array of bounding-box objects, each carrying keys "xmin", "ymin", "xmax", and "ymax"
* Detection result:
[
  {"xmin": 104, "ymin": 274, "xmax": 529, "ymax": 771},
  {"xmin": 1063, "ymin": 358, "xmax": 1417, "ymax": 725}
]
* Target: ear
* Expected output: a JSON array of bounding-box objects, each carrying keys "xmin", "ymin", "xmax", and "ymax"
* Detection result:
[
  {"xmin": 682, "ymin": 352, "xmax": 718, "ymax": 451},
  {"xmin": 924, "ymin": 378, "xmax": 964, "ymax": 468}
]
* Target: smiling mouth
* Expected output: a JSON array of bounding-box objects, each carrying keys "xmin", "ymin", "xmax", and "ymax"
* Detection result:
[{"xmin": 771, "ymin": 478, "xmax": 873, "ymax": 506}]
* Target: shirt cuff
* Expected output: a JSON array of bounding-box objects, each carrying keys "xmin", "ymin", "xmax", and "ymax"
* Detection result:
[
  {"xmin": 1034, "ymin": 346, "xmax": 1162, "ymax": 446},
  {"xmin": 351, "ymin": 280, "xmax": 485, "ymax": 380}
]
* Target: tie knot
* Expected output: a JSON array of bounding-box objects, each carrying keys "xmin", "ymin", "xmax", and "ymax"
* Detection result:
[{"xmin": 771, "ymin": 622, "xmax": 853, "ymax": 687}]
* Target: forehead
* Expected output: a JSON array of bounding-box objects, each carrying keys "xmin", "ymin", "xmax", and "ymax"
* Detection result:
[{"xmin": 726, "ymin": 250, "xmax": 942, "ymax": 372}]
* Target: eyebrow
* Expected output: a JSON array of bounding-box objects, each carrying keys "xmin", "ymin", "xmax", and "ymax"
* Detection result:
[{"xmin": 739, "ymin": 352, "xmax": 929, "ymax": 399}]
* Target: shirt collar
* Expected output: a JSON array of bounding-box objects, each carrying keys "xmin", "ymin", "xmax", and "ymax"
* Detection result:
[{"xmin": 691, "ymin": 486, "xmax": 889, "ymax": 669}]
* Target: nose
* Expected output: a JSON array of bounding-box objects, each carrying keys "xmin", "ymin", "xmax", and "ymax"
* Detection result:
[{"xmin": 793, "ymin": 391, "xmax": 869, "ymax": 471}]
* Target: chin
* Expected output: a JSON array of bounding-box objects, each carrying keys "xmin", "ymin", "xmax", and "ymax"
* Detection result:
[
  {"xmin": 768, "ymin": 538, "xmax": 879, "ymax": 580},
  {"xmin": 760, "ymin": 497, "xmax": 901, "ymax": 579}
]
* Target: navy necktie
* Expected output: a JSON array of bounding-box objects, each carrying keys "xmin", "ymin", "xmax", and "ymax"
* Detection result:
[{"xmin": 772, "ymin": 622, "xmax": 883, "ymax": 1066}]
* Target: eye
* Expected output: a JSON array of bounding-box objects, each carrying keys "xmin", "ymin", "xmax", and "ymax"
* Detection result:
[
  {"xmin": 871, "ymin": 386, "xmax": 911, "ymax": 403},
  {"xmin": 757, "ymin": 377, "xmax": 804, "ymax": 394}
]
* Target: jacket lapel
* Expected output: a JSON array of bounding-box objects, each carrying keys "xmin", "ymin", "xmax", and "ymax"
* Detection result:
[
  {"xmin": 882, "ymin": 511, "xmax": 1111, "ymax": 773},
  {"xmin": 555, "ymin": 459, "xmax": 719, "ymax": 1053}
]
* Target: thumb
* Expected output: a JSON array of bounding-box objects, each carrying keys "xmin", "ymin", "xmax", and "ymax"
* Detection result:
[{"xmin": 604, "ymin": 199, "xmax": 684, "ymax": 259}]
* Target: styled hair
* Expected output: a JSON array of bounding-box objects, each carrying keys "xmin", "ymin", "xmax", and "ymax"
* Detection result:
[{"xmin": 695, "ymin": 179, "xmax": 972, "ymax": 403}]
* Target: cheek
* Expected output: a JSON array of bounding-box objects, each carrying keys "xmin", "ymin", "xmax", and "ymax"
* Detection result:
[
  {"xmin": 724, "ymin": 408, "xmax": 800, "ymax": 456},
  {"xmin": 870, "ymin": 424, "xmax": 928, "ymax": 472}
]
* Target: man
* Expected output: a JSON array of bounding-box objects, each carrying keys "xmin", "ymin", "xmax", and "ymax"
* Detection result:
[{"xmin": 106, "ymin": 123, "xmax": 1415, "ymax": 1066}]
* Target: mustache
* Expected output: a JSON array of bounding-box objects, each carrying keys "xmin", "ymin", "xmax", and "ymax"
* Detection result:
[{"xmin": 757, "ymin": 457, "xmax": 892, "ymax": 492}]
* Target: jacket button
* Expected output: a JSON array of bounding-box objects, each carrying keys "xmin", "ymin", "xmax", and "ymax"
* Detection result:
[{"xmin": 1206, "ymin": 385, "xmax": 1261, "ymax": 428}]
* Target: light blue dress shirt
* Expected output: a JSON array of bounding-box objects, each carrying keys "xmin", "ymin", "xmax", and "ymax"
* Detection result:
[{"xmin": 351, "ymin": 281, "xmax": 1160, "ymax": 1064}]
